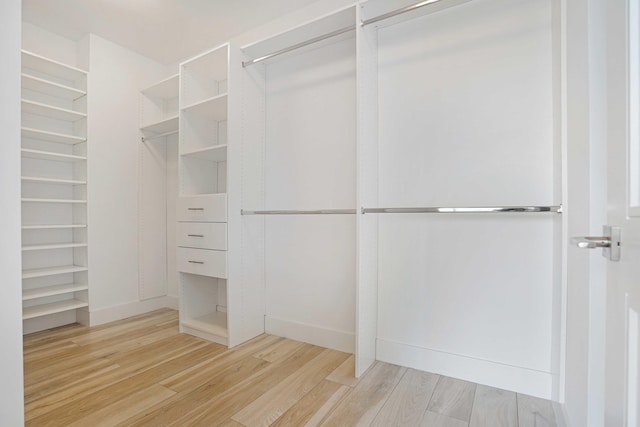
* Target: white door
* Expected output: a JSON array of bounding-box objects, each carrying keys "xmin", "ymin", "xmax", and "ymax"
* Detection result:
[{"xmin": 605, "ymin": 1, "xmax": 640, "ymax": 425}]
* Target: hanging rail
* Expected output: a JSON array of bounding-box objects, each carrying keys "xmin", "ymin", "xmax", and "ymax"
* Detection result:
[
  {"xmin": 361, "ymin": 0, "xmax": 464, "ymax": 27},
  {"xmin": 242, "ymin": 25, "xmax": 355, "ymax": 68},
  {"xmin": 241, "ymin": 209, "xmax": 357, "ymax": 215},
  {"xmin": 361, "ymin": 205, "xmax": 563, "ymax": 214},
  {"xmin": 141, "ymin": 130, "xmax": 178, "ymax": 142}
]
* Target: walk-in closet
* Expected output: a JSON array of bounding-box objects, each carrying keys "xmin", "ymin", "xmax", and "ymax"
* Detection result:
[{"xmin": 2, "ymin": 0, "xmax": 634, "ymax": 425}]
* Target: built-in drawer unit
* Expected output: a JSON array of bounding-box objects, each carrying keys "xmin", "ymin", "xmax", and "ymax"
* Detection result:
[
  {"xmin": 177, "ymin": 247, "xmax": 227, "ymax": 278},
  {"xmin": 177, "ymin": 194, "xmax": 227, "ymax": 222},
  {"xmin": 177, "ymin": 222, "xmax": 227, "ymax": 250}
]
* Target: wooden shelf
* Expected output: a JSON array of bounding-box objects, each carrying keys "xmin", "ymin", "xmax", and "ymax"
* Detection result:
[
  {"xmin": 22, "ymin": 243, "xmax": 88, "ymax": 252},
  {"xmin": 141, "ymin": 115, "xmax": 179, "ymax": 134},
  {"xmin": 181, "ymin": 94, "xmax": 227, "ymax": 121},
  {"xmin": 23, "ymin": 265, "xmax": 88, "ymax": 279},
  {"xmin": 21, "ymin": 148, "xmax": 86, "ymax": 162},
  {"xmin": 22, "ymin": 176, "xmax": 87, "ymax": 185},
  {"xmin": 181, "ymin": 144, "xmax": 227, "ymax": 162},
  {"xmin": 22, "ymin": 99, "xmax": 86, "ymax": 122},
  {"xmin": 22, "ymin": 198, "xmax": 88, "ymax": 204},
  {"xmin": 23, "ymin": 299, "xmax": 89, "ymax": 320},
  {"xmin": 22, "ymin": 127, "xmax": 86, "ymax": 145},
  {"xmin": 23, "ymin": 283, "xmax": 88, "ymax": 301},
  {"xmin": 142, "ymin": 74, "xmax": 179, "ymax": 99},
  {"xmin": 22, "ymin": 224, "xmax": 87, "ymax": 230},
  {"xmin": 22, "ymin": 73, "xmax": 86, "ymax": 100},
  {"xmin": 22, "ymin": 50, "xmax": 87, "ymax": 82}
]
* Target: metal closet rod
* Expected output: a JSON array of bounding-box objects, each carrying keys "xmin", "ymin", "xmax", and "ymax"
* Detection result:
[
  {"xmin": 242, "ymin": 25, "xmax": 355, "ymax": 68},
  {"xmin": 361, "ymin": 205, "xmax": 563, "ymax": 214},
  {"xmin": 361, "ymin": 0, "xmax": 445, "ymax": 27},
  {"xmin": 241, "ymin": 209, "xmax": 357, "ymax": 215}
]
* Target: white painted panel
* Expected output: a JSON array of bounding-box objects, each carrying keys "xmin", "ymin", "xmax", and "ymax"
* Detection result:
[
  {"xmin": 264, "ymin": 37, "xmax": 356, "ymax": 343},
  {"xmin": 375, "ymin": 0, "xmax": 558, "ymax": 395},
  {"xmin": 356, "ymin": 15, "xmax": 380, "ymax": 376},
  {"xmin": 0, "ymin": 0, "xmax": 25, "ymax": 423}
]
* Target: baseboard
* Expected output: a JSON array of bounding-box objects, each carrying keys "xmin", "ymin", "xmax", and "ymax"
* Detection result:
[
  {"xmin": 89, "ymin": 295, "xmax": 179, "ymax": 326},
  {"xmin": 265, "ymin": 316, "xmax": 355, "ymax": 353},
  {"xmin": 552, "ymin": 401, "xmax": 569, "ymax": 427},
  {"xmin": 376, "ymin": 338, "xmax": 553, "ymax": 399}
]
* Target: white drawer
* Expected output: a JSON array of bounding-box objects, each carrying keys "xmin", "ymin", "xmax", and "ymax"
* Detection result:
[
  {"xmin": 177, "ymin": 247, "xmax": 227, "ymax": 278},
  {"xmin": 177, "ymin": 194, "xmax": 227, "ymax": 222},
  {"xmin": 177, "ymin": 222, "xmax": 227, "ymax": 250}
]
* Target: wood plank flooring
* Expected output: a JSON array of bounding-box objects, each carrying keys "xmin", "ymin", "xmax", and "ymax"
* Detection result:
[{"xmin": 24, "ymin": 309, "xmax": 558, "ymax": 426}]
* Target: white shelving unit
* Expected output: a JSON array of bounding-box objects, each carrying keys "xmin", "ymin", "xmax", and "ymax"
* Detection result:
[
  {"xmin": 21, "ymin": 50, "xmax": 89, "ymax": 334},
  {"xmin": 177, "ymin": 44, "xmax": 233, "ymax": 346},
  {"xmin": 139, "ymin": 73, "xmax": 180, "ymax": 301}
]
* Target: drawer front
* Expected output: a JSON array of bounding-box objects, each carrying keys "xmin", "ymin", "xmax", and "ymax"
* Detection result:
[
  {"xmin": 177, "ymin": 194, "xmax": 227, "ymax": 222},
  {"xmin": 177, "ymin": 222, "xmax": 227, "ymax": 250},
  {"xmin": 177, "ymin": 247, "xmax": 227, "ymax": 278}
]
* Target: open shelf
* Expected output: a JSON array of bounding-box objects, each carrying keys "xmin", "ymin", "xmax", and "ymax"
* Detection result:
[
  {"xmin": 22, "ymin": 99, "xmax": 86, "ymax": 122},
  {"xmin": 21, "ymin": 148, "xmax": 87, "ymax": 162},
  {"xmin": 181, "ymin": 94, "xmax": 228, "ymax": 120},
  {"xmin": 22, "ymin": 50, "xmax": 87, "ymax": 83},
  {"xmin": 181, "ymin": 311, "xmax": 228, "ymax": 343},
  {"xmin": 181, "ymin": 144, "xmax": 227, "ymax": 162},
  {"xmin": 22, "ymin": 127, "xmax": 86, "ymax": 145},
  {"xmin": 22, "ymin": 176, "xmax": 87, "ymax": 185},
  {"xmin": 142, "ymin": 74, "xmax": 179, "ymax": 99},
  {"xmin": 22, "ymin": 243, "xmax": 88, "ymax": 252},
  {"xmin": 141, "ymin": 115, "xmax": 179, "ymax": 134},
  {"xmin": 23, "ymin": 265, "xmax": 88, "ymax": 279},
  {"xmin": 22, "ymin": 224, "xmax": 87, "ymax": 230},
  {"xmin": 22, "ymin": 73, "xmax": 86, "ymax": 100},
  {"xmin": 23, "ymin": 299, "xmax": 89, "ymax": 320},
  {"xmin": 22, "ymin": 198, "xmax": 88, "ymax": 204},
  {"xmin": 23, "ymin": 283, "xmax": 89, "ymax": 301}
]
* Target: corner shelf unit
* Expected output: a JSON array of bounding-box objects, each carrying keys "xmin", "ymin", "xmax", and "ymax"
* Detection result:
[{"xmin": 20, "ymin": 50, "xmax": 89, "ymax": 334}]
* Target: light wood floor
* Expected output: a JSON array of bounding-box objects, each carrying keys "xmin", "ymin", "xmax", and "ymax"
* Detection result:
[{"xmin": 24, "ymin": 309, "xmax": 557, "ymax": 426}]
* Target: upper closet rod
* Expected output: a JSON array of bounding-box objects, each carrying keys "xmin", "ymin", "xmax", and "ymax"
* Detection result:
[
  {"xmin": 241, "ymin": 209, "xmax": 356, "ymax": 215},
  {"xmin": 361, "ymin": 205, "xmax": 563, "ymax": 214},
  {"xmin": 242, "ymin": 25, "xmax": 355, "ymax": 67},
  {"xmin": 361, "ymin": 0, "xmax": 447, "ymax": 27}
]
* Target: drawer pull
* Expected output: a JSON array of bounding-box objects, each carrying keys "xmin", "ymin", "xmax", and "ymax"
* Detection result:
[
  {"xmin": 188, "ymin": 260, "xmax": 205, "ymax": 264},
  {"xmin": 187, "ymin": 207, "xmax": 205, "ymax": 211},
  {"xmin": 187, "ymin": 234, "xmax": 204, "ymax": 238}
]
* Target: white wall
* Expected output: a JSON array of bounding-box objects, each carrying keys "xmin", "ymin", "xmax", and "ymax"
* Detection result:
[
  {"xmin": 82, "ymin": 34, "xmax": 177, "ymax": 323},
  {"xmin": 0, "ymin": 0, "xmax": 25, "ymax": 424},
  {"xmin": 23, "ymin": 22, "xmax": 78, "ymax": 66}
]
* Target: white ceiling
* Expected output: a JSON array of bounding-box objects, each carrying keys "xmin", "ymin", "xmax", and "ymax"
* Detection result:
[{"xmin": 22, "ymin": 0, "xmax": 321, "ymax": 64}]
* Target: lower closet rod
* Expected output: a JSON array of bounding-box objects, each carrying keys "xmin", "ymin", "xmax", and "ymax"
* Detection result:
[
  {"xmin": 361, "ymin": 205, "xmax": 563, "ymax": 214},
  {"xmin": 241, "ymin": 209, "xmax": 356, "ymax": 215}
]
